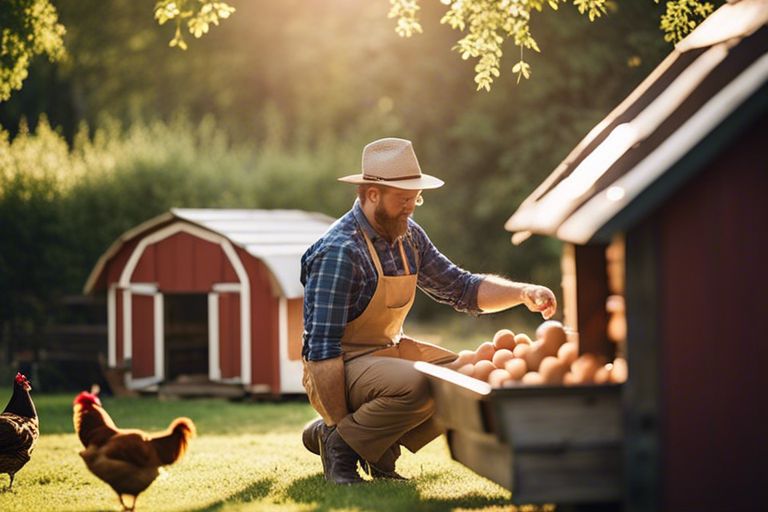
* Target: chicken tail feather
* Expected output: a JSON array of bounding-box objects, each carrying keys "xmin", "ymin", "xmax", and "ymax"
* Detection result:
[{"xmin": 150, "ymin": 417, "xmax": 196, "ymax": 465}]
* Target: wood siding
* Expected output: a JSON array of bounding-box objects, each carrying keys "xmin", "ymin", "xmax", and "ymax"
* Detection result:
[
  {"xmin": 132, "ymin": 232, "xmax": 238, "ymax": 290},
  {"xmin": 218, "ymin": 293, "xmax": 241, "ymax": 379},
  {"xmin": 237, "ymin": 246, "xmax": 279, "ymax": 391},
  {"xmin": 131, "ymin": 294, "xmax": 155, "ymax": 378},
  {"xmin": 657, "ymin": 115, "xmax": 768, "ymax": 511}
]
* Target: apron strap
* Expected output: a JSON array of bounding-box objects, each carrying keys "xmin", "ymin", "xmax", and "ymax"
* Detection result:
[
  {"xmin": 361, "ymin": 230, "xmax": 384, "ymax": 277},
  {"xmin": 361, "ymin": 228, "xmax": 413, "ymax": 277},
  {"xmin": 397, "ymin": 239, "xmax": 411, "ymax": 276}
]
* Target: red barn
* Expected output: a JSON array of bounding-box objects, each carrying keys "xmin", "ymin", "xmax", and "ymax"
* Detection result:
[
  {"xmin": 84, "ymin": 208, "xmax": 334, "ymax": 394},
  {"xmin": 505, "ymin": 1, "xmax": 767, "ymax": 510}
]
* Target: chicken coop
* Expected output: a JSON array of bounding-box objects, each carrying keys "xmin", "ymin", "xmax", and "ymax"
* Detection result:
[
  {"xmin": 84, "ymin": 208, "xmax": 334, "ymax": 395},
  {"xmin": 419, "ymin": 2, "xmax": 768, "ymax": 511}
]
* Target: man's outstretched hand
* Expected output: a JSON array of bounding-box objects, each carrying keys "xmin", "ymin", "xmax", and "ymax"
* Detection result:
[{"xmin": 522, "ymin": 285, "xmax": 557, "ymax": 319}]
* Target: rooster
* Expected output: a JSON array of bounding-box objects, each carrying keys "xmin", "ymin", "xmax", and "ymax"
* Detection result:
[
  {"xmin": 72, "ymin": 391, "xmax": 195, "ymax": 511},
  {"xmin": 0, "ymin": 372, "xmax": 39, "ymax": 490}
]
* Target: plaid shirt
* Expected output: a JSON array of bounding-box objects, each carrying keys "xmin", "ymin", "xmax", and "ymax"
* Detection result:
[{"xmin": 301, "ymin": 200, "xmax": 483, "ymax": 361}]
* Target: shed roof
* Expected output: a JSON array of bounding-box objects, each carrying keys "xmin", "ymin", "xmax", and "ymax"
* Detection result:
[
  {"xmin": 505, "ymin": 0, "xmax": 768, "ymax": 245},
  {"xmin": 84, "ymin": 208, "xmax": 335, "ymax": 298}
]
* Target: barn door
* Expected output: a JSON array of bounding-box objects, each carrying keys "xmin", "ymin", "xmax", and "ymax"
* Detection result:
[
  {"xmin": 125, "ymin": 285, "xmax": 164, "ymax": 388},
  {"xmin": 209, "ymin": 286, "xmax": 242, "ymax": 382}
]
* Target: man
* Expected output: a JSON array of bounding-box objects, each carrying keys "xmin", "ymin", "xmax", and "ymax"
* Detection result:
[{"xmin": 300, "ymin": 137, "xmax": 556, "ymax": 484}]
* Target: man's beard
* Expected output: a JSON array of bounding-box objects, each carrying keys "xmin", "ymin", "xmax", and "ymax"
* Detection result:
[{"xmin": 374, "ymin": 202, "xmax": 410, "ymax": 241}]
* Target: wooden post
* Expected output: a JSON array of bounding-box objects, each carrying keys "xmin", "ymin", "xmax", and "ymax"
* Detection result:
[{"xmin": 573, "ymin": 244, "xmax": 613, "ymax": 360}]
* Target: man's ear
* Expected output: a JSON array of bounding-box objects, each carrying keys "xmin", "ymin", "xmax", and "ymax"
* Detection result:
[{"xmin": 367, "ymin": 186, "xmax": 381, "ymax": 205}]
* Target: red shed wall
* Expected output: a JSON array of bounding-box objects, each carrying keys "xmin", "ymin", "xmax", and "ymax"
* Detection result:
[
  {"xmin": 237, "ymin": 246, "xmax": 280, "ymax": 391},
  {"xmin": 131, "ymin": 231, "xmax": 238, "ymax": 290},
  {"xmin": 218, "ymin": 293, "xmax": 241, "ymax": 379},
  {"xmin": 106, "ymin": 238, "xmax": 140, "ymax": 287},
  {"xmin": 131, "ymin": 295, "xmax": 155, "ymax": 379},
  {"xmin": 657, "ymin": 116, "xmax": 768, "ymax": 510}
]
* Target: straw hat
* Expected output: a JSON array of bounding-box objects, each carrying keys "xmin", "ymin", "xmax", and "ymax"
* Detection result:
[{"xmin": 338, "ymin": 138, "xmax": 444, "ymax": 190}]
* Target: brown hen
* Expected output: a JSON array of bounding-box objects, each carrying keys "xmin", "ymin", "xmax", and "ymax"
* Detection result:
[{"xmin": 72, "ymin": 391, "xmax": 195, "ymax": 511}]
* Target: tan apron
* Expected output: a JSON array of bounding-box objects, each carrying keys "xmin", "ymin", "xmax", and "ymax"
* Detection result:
[
  {"xmin": 340, "ymin": 231, "xmax": 456, "ymax": 364},
  {"xmin": 324, "ymin": 230, "xmax": 457, "ymax": 462}
]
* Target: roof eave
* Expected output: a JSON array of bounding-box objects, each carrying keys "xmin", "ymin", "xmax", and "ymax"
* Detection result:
[{"xmin": 82, "ymin": 211, "xmax": 175, "ymax": 294}]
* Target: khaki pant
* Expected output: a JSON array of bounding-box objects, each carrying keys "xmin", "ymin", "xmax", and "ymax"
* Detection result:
[{"xmin": 336, "ymin": 351, "xmax": 447, "ymax": 463}]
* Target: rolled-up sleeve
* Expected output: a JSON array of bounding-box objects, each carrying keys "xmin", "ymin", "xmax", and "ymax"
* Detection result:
[
  {"xmin": 413, "ymin": 225, "xmax": 483, "ymax": 315},
  {"xmin": 302, "ymin": 243, "xmax": 357, "ymax": 361}
]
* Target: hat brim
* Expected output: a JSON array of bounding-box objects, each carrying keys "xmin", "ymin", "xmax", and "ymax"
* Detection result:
[{"xmin": 338, "ymin": 173, "xmax": 444, "ymax": 190}]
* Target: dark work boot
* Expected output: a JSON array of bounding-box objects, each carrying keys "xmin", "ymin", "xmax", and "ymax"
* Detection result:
[
  {"xmin": 302, "ymin": 418, "xmax": 329, "ymax": 456},
  {"xmin": 318, "ymin": 428, "xmax": 365, "ymax": 484},
  {"xmin": 361, "ymin": 444, "xmax": 409, "ymax": 480}
]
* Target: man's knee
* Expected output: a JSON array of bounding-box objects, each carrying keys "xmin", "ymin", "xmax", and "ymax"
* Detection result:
[{"xmin": 396, "ymin": 369, "xmax": 431, "ymax": 406}]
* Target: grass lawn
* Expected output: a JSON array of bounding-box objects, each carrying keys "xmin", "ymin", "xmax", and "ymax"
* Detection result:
[{"xmin": 0, "ymin": 393, "xmax": 554, "ymax": 512}]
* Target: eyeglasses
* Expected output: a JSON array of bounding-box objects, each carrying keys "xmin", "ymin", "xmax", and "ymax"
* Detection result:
[{"xmin": 392, "ymin": 193, "xmax": 424, "ymax": 207}]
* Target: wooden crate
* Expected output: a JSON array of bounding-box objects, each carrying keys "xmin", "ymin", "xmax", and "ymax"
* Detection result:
[{"xmin": 415, "ymin": 362, "xmax": 623, "ymax": 505}]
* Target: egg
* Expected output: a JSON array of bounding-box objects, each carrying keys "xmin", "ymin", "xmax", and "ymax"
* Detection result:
[
  {"xmin": 610, "ymin": 357, "xmax": 628, "ymax": 383},
  {"xmin": 536, "ymin": 319, "xmax": 565, "ymax": 340},
  {"xmin": 563, "ymin": 372, "xmax": 579, "ymax": 386},
  {"xmin": 557, "ymin": 341, "xmax": 578, "ymax": 366},
  {"xmin": 607, "ymin": 314, "xmax": 627, "ymax": 342},
  {"xmin": 513, "ymin": 343, "xmax": 530, "ymax": 359},
  {"xmin": 522, "ymin": 371, "xmax": 544, "ymax": 385},
  {"xmin": 488, "ymin": 368, "xmax": 513, "ymax": 387},
  {"xmin": 538, "ymin": 339, "xmax": 559, "ymax": 359},
  {"xmin": 571, "ymin": 354, "xmax": 600, "ymax": 383},
  {"xmin": 522, "ymin": 342, "xmax": 547, "ymax": 372},
  {"xmin": 493, "ymin": 329, "xmax": 517, "ymax": 350},
  {"xmin": 447, "ymin": 349, "xmax": 477, "ymax": 369},
  {"xmin": 474, "ymin": 341, "xmax": 496, "ymax": 362},
  {"xmin": 513, "ymin": 333, "xmax": 532, "ymax": 345},
  {"xmin": 594, "ymin": 364, "xmax": 612, "ymax": 384},
  {"xmin": 492, "ymin": 348, "xmax": 515, "ymax": 368},
  {"xmin": 539, "ymin": 356, "xmax": 568, "ymax": 385},
  {"xmin": 456, "ymin": 363, "xmax": 475, "ymax": 376},
  {"xmin": 539, "ymin": 321, "xmax": 567, "ymax": 353},
  {"xmin": 504, "ymin": 358, "xmax": 528, "ymax": 380},
  {"xmin": 473, "ymin": 360, "xmax": 497, "ymax": 381}
]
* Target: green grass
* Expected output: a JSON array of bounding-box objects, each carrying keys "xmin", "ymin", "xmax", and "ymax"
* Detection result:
[{"xmin": 0, "ymin": 394, "xmax": 553, "ymax": 511}]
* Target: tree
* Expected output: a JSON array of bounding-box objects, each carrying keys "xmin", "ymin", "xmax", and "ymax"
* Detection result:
[
  {"xmin": 0, "ymin": 0, "xmax": 234, "ymax": 102},
  {"xmin": 0, "ymin": 0, "xmax": 65, "ymax": 101},
  {"xmin": 388, "ymin": 0, "xmax": 716, "ymax": 91},
  {"xmin": 1, "ymin": 0, "xmax": 716, "ymax": 101},
  {"xmin": 153, "ymin": 0, "xmax": 235, "ymax": 50}
]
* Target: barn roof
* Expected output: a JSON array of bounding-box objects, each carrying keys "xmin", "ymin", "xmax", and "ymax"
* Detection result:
[
  {"xmin": 505, "ymin": 0, "xmax": 768, "ymax": 245},
  {"xmin": 84, "ymin": 208, "xmax": 335, "ymax": 298}
]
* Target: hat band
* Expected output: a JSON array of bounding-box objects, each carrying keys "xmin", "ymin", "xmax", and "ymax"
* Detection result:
[{"xmin": 363, "ymin": 173, "xmax": 422, "ymax": 182}]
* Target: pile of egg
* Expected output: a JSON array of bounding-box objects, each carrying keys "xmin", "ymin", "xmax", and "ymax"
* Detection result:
[{"xmin": 444, "ymin": 320, "xmax": 627, "ymax": 387}]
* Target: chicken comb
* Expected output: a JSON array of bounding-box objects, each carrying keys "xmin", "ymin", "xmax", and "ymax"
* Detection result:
[
  {"xmin": 73, "ymin": 391, "xmax": 102, "ymax": 408},
  {"xmin": 15, "ymin": 372, "xmax": 28, "ymax": 384}
]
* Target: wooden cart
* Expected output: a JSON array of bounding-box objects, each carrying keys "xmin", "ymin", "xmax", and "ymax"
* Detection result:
[{"xmin": 416, "ymin": 362, "xmax": 623, "ymax": 506}]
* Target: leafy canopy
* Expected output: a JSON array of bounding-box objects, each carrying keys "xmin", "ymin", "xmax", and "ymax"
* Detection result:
[
  {"xmin": 0, "ymin": 0, "xmax": 65, "ymax": 101},
  {"xmin": 1, "ymin": 0, "xmax": 716, "ymax": 100},
  {"xmin": 389, "ymin": 0, "xmax": 715, "ymax": 91},
  {"xmin": 0, "ymin": 0, "xmax": 234, "ymax": 101},
  {"xmin": 154, "ymin": 0, "xmax": 235, "ymax": 50}
]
